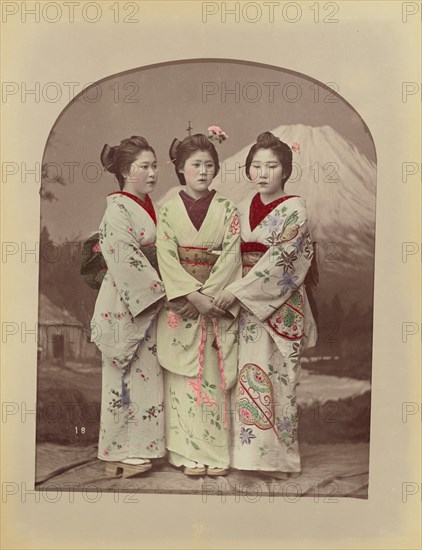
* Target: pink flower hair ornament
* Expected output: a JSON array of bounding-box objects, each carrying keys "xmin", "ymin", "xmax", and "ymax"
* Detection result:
[
  {"xmin": 291, "ymin": 142, "xmax": 300, "ymax": 153},
  {"xmin": 207, "ymin": 125, "xmax": 228, "ymax": 144},
  {"xmin": 167, "ymin": 124, "xmax": 228, "ymax": 164}
]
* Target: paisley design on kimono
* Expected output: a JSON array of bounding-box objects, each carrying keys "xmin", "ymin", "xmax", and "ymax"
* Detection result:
[{"xmin": 237, "ymin": 364, "xmax": 280, "ymax": 443}]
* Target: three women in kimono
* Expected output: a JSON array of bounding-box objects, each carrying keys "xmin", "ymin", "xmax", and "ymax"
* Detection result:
[{"xmin": 92, "ymin": 129, "xmax": 316, "ymax": 478}]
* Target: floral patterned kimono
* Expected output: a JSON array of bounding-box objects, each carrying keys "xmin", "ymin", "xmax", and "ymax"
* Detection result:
[
  {"xmin": 91, "ymin": 191, "xmax": 166, "ymax": 462},
  {"xmin": 227, "ymin": 193, "xmax": 317, "ymax": 472},
  {"xmin": 156, "ymin": 190, "xmax": 242, "ymax": 468}
]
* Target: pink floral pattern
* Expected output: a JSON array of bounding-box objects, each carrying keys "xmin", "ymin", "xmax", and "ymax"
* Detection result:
[
  {"xmin": 151, "ymin": 281, "xmax": 164, "ymax": 294},
  {"xmin": 229, "ymin": 213, "xmax": 240, "ymax": 234},
  {"xmin": 188, "ymin": 378, "xmax": 218, "ymax": 407},
  {"xmin": 167, "ymin": 310, "xmax": 181, "ymax": 329},
  {"xmin": 92, "ymin": 241, "xmax": 101, "ymax": 253}
]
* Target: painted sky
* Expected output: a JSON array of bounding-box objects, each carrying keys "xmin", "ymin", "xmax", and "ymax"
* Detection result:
[{"xmin": 40, "ymin": 60, "xmax": 376, "ymax": 241}]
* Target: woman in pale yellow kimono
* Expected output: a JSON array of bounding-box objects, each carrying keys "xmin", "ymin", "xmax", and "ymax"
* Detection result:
[
  {"xmin": 156, "ymin": 132, "xmax": 242, "ymax": 476},
  {"xmin": 215, "ymin": 132, "xmax": 317, "ymax": 473},
  {"xmin": 91, "ymin": 136, "xmax": 166, "ymax": 477}
]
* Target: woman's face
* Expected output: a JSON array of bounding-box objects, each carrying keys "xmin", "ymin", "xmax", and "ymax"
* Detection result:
[
  {"xmin": 179, "ymin": 150, "xmax": 215, "ymax": 198},
  {"xmin": 124, "ymin": 150, "xmax": 158, "ymax": 197},
  {"xmin": 249, "ymin": 148, "xmax": 284, "ymax": 196}
]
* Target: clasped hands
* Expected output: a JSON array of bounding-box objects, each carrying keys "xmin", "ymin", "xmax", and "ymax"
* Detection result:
[{"xmin": 166, "ymin": 290, "xmax": 237, "ymax": 320}]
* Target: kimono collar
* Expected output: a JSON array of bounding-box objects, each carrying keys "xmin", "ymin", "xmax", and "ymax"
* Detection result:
[
  {"xmin": 249, "ymin": 193, "xmax": 299, "ymax": 232},
  {"xmin": 108, "ymin": 191, "xmax": 157, "ymax": 225},
  {"xmin": 179, "ymin": 189, "xmax": 216, "ymax": 231}
]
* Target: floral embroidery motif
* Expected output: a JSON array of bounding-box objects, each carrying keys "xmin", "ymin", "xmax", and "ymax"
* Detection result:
[
  {"xmin": 167, "ymin": 311, "xmax": 181, "ymax": 328},
  {"xmin": 147, "ymin": 440, "xmax": 160, "ymax": 452},
  {"xmin": 240, "ymin": 427, "xmax": 256, "ymax": 445},
  {"xmin": 151, "ymin": 281, "xmax": 163, "ymax": 293},
  {"xmin": 136, "ymin": 367, "xmax": 149, "ymax": 381},
  {"xmin": 264, "ymin": 214, "xmax": 283, "ymax": 233},
  {"xmin": 277, "ymin": 271, "xmax": 299, "ymax": 294},
  {"xmin": 229, "ymin": 213, "xmax": 240, "ymax": 234},
  {"xmin": 147, "ymin": 343, "xmax": 157, "ymax": 356},
  {"xmin": 102, "ymin": 440, "xmax": 123, "ymax": 457},
  {"xmin": 187, "ymin": 378, "xmax": 218, "ymax": 408},
  {"xmin": 142, "ymin": 402, "xmax": 164, "ymax": 421}
]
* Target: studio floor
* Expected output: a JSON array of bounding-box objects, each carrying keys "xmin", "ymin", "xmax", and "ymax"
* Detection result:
[{"xmin": 35, "ymin": 441, "xmax": 369, "ymax": 499}]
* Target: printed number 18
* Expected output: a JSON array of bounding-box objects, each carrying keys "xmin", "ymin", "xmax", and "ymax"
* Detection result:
[{"xmin": 75, "ymin": 427, "xmax": 86, "ymax": 434}]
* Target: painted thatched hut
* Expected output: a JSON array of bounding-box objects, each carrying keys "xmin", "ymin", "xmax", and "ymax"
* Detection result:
[{"xmin": 38, "ymin": 293, "xmax": 98, "ymax": 363}]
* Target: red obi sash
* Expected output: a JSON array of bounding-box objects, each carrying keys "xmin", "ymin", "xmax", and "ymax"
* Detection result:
[{"xmin": 240, "ymin": 242, "xmax": 268, "ymax": 254}]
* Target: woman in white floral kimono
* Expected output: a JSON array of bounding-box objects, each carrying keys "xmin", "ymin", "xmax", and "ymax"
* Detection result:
[
  {"xmin": 156, "ymin": 131, "xmax": 242, "ymax": 476},
  {"xmin": 91, "ymin": 136, "xmax": 166, "ymax": 477},
  {"xmin": 215, "ymin": 132, "xmax": 317, "ymax": 474}
]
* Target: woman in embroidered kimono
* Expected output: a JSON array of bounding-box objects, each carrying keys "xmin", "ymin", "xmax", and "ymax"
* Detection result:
[
  {"xmin": 91, "ymin": 136, "xmax": 166, "ymax": 477},
  {"xmin": 214, "ymin": 131, "xmax": 317, "ymax": 473},
  {"xmin": 156, "ymin": 132, "xmax": 242, "ymax": 476}
]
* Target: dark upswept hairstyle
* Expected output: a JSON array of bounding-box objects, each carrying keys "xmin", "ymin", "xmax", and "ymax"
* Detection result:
[
  {"xmin": 245, "ymin": 131, "xmax": 293, "ymax": 189},
  {"xmin": 101, "ymin": 135, "xmax": 156, "ymax": 190},
  {"xmin": 169, "ymin": 133, "xmax": 220, "ymax": 186}
]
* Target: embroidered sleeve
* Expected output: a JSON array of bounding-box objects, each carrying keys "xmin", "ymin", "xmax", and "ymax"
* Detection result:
[
  {"xmin": 228, "ymin": 200, "xmax": 313, "ymax": 322},
  {"xmin": 100, "ymin": 202, "xmax": 165, "ymax": 317}
]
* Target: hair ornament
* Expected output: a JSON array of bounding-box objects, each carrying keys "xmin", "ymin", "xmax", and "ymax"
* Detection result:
[
  {"xmin": 208, "ymin": 125, "xmax": 228, "ymax": 144},
  {"xmin": 168, "ymin": 137, "xmax": 181, "ymax": 165},
  {"xmin": 100, "ymin": 143, "xmax": 116, "ymax": 173},
  {"xmin": 291, "ymin": 142, "xmax": 300, "ymax": 154}
]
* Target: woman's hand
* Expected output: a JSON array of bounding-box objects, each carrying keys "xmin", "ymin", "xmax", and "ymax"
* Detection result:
[
  {"xmin": 213, "ymin": 290, "xmax": 237, "ymax": 311},
  {"xmin": 175, "ymin": 301, "xmax": 200, "ymax": 319},
  {"xmin": 167, "ymin": 298, "xmax": 199, "ymax": 319},
  {"xmin": 167, "ymin": 297, "xmax": 186, "ymax": 311},
  {"xmin": 187, "ymin": 291, "xmax": 226, "ymax": 318}
]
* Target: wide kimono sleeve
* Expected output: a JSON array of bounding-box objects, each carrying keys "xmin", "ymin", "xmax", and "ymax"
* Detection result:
[
  {"xmin": 201, "ymin": 205, "xmax": 242, "ymax": 318},
  {"xmin": 100, "ymin": 201, "xmax": 165, "ymax": 317},
  {"xmin": 156, "ymin": 203, "xmax": 203, "ymax": 300},
  {"xmin": 228, "ymin": 199, "xmax": 313, "ymax": 322}
]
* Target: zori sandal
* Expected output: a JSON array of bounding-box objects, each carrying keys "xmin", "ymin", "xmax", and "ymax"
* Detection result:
[
  {"xmin": 206, "ymin": 466, "xmax": 229, "ymax": 476},
  {"xmin": 183, "ymin": 466, "xmax": 207, "ymax": 476},
  {"xmin": 105, "ymin": 460, "xmax": 152, "ymax": 478},
  {"xmin": 182, "ymin": 461, "xmax": 206, "ymax": 476}
]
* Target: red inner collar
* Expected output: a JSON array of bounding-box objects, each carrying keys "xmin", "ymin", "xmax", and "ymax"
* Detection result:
[
  {"xmin": 249, "ymin": 193, "xmax": 299, "ymax": 232},
  {"xmin": 108, "ymin": 191, "xmax": 157, "ymax": 225}
]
